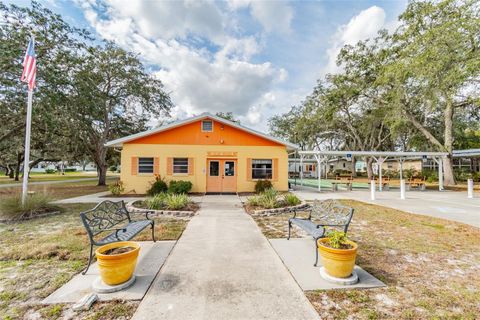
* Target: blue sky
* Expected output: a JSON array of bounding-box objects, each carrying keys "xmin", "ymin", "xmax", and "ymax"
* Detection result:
[{"xmin": 12, "ymin": 0, "xmax": 407, "ymax": 130}]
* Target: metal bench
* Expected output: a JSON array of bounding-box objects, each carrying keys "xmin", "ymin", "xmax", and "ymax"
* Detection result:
[
  {"xmin": 287, "ymin": 200, "xmax": 354, "ymax": 266},
  {"xmin": 80, "ymin": 200, "xmax": 155, "ymax": 274}
]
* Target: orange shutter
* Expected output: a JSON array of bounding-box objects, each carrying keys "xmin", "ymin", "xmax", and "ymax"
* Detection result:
[
  {"xmin": 153, "ymin": 157, "xmax": 160, "ymax": 175},
  {"xmin": 167, "ymin": 157, "xmax": 173, "ymax": 175},
  {"xmin": 272, "ymin": 158, "xmax": 279, "ymax": 181},
  {"xmin": 188, "ymin": 158, "xmax": 194, "ymax": 175},
  {"xmin": 246, "ymin": 158, "xmax": 252, "ymax": 181},
  {"xmin": 131, "ymin": 157, "xmax": 138, "ymax": 175}
]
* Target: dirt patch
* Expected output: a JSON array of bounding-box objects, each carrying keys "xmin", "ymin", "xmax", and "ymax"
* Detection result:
[
  {"xmin": 0, "ymin": 203, "xmax": 190, "ymax": 319},
  {"xmin": 103, "ymin": 246, "xmax": 136, "ymax": 255},
  {"xmin": 250, "ymin": 199, "xmax": 480, "ymax": 319}
]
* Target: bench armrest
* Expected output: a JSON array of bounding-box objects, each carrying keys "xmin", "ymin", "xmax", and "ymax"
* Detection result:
[{"xmin": 144, "ymin": 210, "xmax": 155, "ymax": 220}]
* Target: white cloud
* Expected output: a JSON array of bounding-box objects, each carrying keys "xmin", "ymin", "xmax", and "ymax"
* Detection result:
[
  {"xmin": 324, "ymin": 6, "xmax": 386, "ymax": 75},
  {"xmin": 77, "ymin": 0, "xmax": 287, "ymax": 129},
  {"xmin": 228, "ymin": 0, "xmax": 293, "ymax": 34}
]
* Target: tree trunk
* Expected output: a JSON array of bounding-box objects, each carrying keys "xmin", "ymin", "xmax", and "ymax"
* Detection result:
[
  {"xmin": 96, "ymin": 145, "xmax": 108, "ymax": 186},
  {"xmin": 443, "ymin": 100, "xmax": 456, "ymax": 186},
  {"xmin": 366, "ymin": 157, "xmax": 374, "ymax": 180},
  {"xmin": 14, "ymin": 153, "xmax": 22, "ymax": 181},
  {"xmin": 351, "ymin": 157, "xmax": 357, "ymax": 177},
  {"xmin": 97, "ymin": 164, "xmax": 107, "ymax": 185},
  {"xmin": 8, "ymin": 165, "xmax": 14, "ymax": 178}
]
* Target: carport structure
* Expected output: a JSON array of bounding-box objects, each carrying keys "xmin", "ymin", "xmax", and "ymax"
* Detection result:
[{"xmin": 296, "ymin": 150, "xmax": 449, "ymax": 193}]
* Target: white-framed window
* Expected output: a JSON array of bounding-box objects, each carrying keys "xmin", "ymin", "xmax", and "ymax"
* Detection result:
[
  {"xmin": 252, "ymin": 159, "xmax": 272, "ymax": 179},
  {"xmin": 201, "ymin": 120, "xmax": 213, "ymax": 132},
  {"xmin": 138, "ymin": 157, "xmax": 154, "ymax": 173},
  {"xmin": 173, "ymin": 158, "xmax": 189, "ymax": 174}
]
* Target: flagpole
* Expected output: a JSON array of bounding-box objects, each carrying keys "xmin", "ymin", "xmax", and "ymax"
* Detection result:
[{"xmin": 21, "ymin": 89, "xmax": 33, "ymax": 205}]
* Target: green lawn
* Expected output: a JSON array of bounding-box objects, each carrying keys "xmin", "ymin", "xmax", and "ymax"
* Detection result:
[
  {"xmin": 0, "ymin": 179, "xmax": 119, "ymax": 201},
  {"xmin": 289, "ymin": 178, "xmax": 370, "ymax": 189},
  {"xmin": 0, "ymin": 172, "xmax": 119, "ymax": 185}
]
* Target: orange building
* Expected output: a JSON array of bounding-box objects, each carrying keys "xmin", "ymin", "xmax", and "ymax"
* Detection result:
[{"xmin": 106, "ymin": 113, "xmax": 297, "ymax": 194}]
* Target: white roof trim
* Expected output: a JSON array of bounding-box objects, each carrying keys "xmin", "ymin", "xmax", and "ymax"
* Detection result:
[{"xmin": 105, "ymin": 112, "xmax": 298, "ymax": 150}]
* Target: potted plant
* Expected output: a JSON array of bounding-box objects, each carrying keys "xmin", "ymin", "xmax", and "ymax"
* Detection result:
[
  {"xmin": 95, "ymin": 241, "xmax": 140, "ymax": 285},
  {"xmin": 317, "ymin": 230, "xmax": 357, "ymax": 278}
]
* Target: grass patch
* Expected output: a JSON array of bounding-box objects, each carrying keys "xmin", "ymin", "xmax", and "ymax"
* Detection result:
[
  {"xmin": 0, "ymin": 193, "xmax": 62, "ymax": 221},
  {"xmin": 251, "ymin": 199, "xmax": 480, "ymax": 319},
  {"xmin": 0, "ymin": 202, "xmax": 189, "ymax": 319}
]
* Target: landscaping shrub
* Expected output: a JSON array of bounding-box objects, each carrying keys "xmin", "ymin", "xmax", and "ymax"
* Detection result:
[
  {"xmin": 168, "ymin": 180, "xmax": 192, "ymax": 194},
  {"xmin": 147, "ymin": 175, "xmax": 168, "ymax": 196},
  {"xmin": 283, "ymin": 193, "xmax": 301, "ymax": 206},
  {"xmin": 145, "ymin": 193, "xmax": 190, "ymax": 210},
  {"xmin": 422, "ymin": 169, "xmax": 439, "ymax": 183},
  {"xmin": 109, "ymin": 165, "xmax": 117, "ymax": 172},
  {"xmin": 258, "ymin": 188, "xmax": 279, "ymax": 209},
  {"xmin": 254, "ymin": 180, "xmax": 272, "ymax": 193},
  {"xmin": 45, "ymin": 169, "xmax": 56, "ymax": 174},
  {"xmin": 403, "ymin": 168, "xmax": 418, "ymax": 179},
  {"xmin": 64, "ymin": 168, "xmax": 76, "ymax": 172},
  {"xmin": 145, "ymin": 193, "xmax": 167, "ymax": 210},
  {"xmin": 108, "ymin": 180, "xmax": 125, "ymax": 196},
  {"xmin": 247, "ymin": 195, "xmax": 260, "ymax": 206},
  {"xmin": 164, "ymin": 193, "xmax": 190, "ymax": 210},
  {"xmin": 454, "ymin": 168, "xmax": 472, "ymax": 182},
  {"xmin": 0, "ymin": 193, "xmax": 61, "ymax": 220}
]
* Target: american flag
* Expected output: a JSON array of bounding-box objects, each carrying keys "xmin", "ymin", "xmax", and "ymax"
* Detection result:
[{"xmin": 21, "ymin": 37, "xmax": 36, "ymax": 90}]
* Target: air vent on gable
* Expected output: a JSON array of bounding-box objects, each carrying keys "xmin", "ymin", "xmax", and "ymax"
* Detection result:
[{"xmin": 202, "ymin": 120, "xmax": 213, "ymax": 132}]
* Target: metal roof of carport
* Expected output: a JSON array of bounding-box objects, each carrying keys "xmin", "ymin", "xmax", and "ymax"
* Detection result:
[
  {"xmin": 298, "ymin": 150, "xmax": 448, "ymax": 158},
  {"xmin": 453, "ymin": 149, "xmax": 480, "ymax": 157}
]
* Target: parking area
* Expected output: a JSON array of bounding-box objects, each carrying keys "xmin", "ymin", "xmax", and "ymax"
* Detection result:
[{"xmin": 293, "ymin": 186, "xmax": 480, "ymax": 228}]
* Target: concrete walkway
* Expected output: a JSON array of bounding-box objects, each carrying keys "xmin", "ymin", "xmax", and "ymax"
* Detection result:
[
  {"xmin": 53, "ymin": 191, "xmax": 146, "ymax": 204},
  {"xmin": 293, "ymin": 186, "xmax": 480, "ymax": 228},
  {"xmin": 132, "ymin": 195, "xmax": 319, "ymax": 320}
]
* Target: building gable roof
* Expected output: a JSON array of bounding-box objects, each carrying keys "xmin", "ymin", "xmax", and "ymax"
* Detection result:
[{"xmin": 105, "ymin": 113, "xmax": 298, "ymax": 150}]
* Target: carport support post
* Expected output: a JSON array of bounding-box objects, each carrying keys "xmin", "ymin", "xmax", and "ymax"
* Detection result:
[
  {"xmin": 467, "ymin": 179, "xmax": 474, "ymax": 198},
  {"xmin": 399, "ymin": 158, "xmax": 405, "ymax": 200},
  {"xmin": 314, "ymin": 154, "xmax": 322, "ymax": 192},
  {"xmin": 375, "ymin": 157, "xmax": 387, "ymax": 191},
  {"xmin": 370, "ymin": 179, "xmax": 376, "ymax": 200},
  {"xmin": 438, "ymin": 157, "xmax": 444, "ymax": 191},
  {"xmin": 300, "ymin": 154, "xmax": 304, "ymax": 186}
]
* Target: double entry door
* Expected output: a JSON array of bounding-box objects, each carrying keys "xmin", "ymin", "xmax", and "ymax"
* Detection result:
[{"xmin": 206, "ymin": 159, "xmax": 237, "ymax": 193}]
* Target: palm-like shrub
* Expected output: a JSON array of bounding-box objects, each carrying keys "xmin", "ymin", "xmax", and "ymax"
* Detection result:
[
  {"xmin": 108, "ymin": 180, "xmax": 125, "ymax": 195},
  {"xmin": 0, "ymin": 193, "xmax": 60, "ymax": 220},
  {"xmin": 145, "ymin": 193, "xmax": 190, "ymax": 210},
  {"xmin": 283, "ymin": 193, "xmax": 301, "ymax": 206},
  {"xmin": 164, "ymin": 193, "xmax": 190, "ymax": 210}
]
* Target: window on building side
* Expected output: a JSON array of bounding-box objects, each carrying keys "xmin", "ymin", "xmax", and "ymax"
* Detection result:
[
  {"xmin": 252, "ymin": 159, "xmax": 272, "ymax": 179},
  {"xmin": 201, "ymin": 120, "xmax": 213, "ymax": 132},
  {"xmin": 138, "ymin": 157, "xmax": 154, "ymax": 173},
  {"xmin": 173, "ymin": 158, "xmax": 189, "ymax": 174}
]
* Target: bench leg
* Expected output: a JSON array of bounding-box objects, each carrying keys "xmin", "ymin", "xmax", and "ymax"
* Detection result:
[
  {"xmin": 287, "ymin": 220, "xmax": 291, "ymax": 240},
  {"xmin": 151, "ymin": 221, "xmax": 156, "ymax": 242},
  {"xmin": 314, "ymin": 238, "xmax": 319, "ymax": 267},
  {"xmin": 82, "ymin": 244, "xmax": 94, "ymax": 275}
]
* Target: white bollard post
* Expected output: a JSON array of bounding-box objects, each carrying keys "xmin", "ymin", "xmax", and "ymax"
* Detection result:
[
  {"xmin": 467, "ymin": 179, "xmax": 474, "ymax": 199},
  {"xmin": 370, "ymin": 180, "xmax": 376, "ymax": 200},
  {"xmin": 400, "ymin": 179, "xmax": 406, "ymax": 200}
]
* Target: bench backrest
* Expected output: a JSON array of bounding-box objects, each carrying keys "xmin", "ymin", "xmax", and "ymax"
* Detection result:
[
  {"xmin": 310, "ymin": 200, "xmax": 354, "ymax": 233},
  {"xmin": 80, "ymin": 200, "xmax": 131, "ymax": 238},
  {"xmin": 336, "ymin": 175, "xmax": 353, "ymax": 181}
]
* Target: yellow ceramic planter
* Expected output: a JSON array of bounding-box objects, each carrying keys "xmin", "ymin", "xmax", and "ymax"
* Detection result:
[
  {"xmin": 95, "ymin": 241, "xmax": 140, "ymax": 285},
  {"xmin": 317, "ymin": 238, "xmax": 357, "ymax": 278}
]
